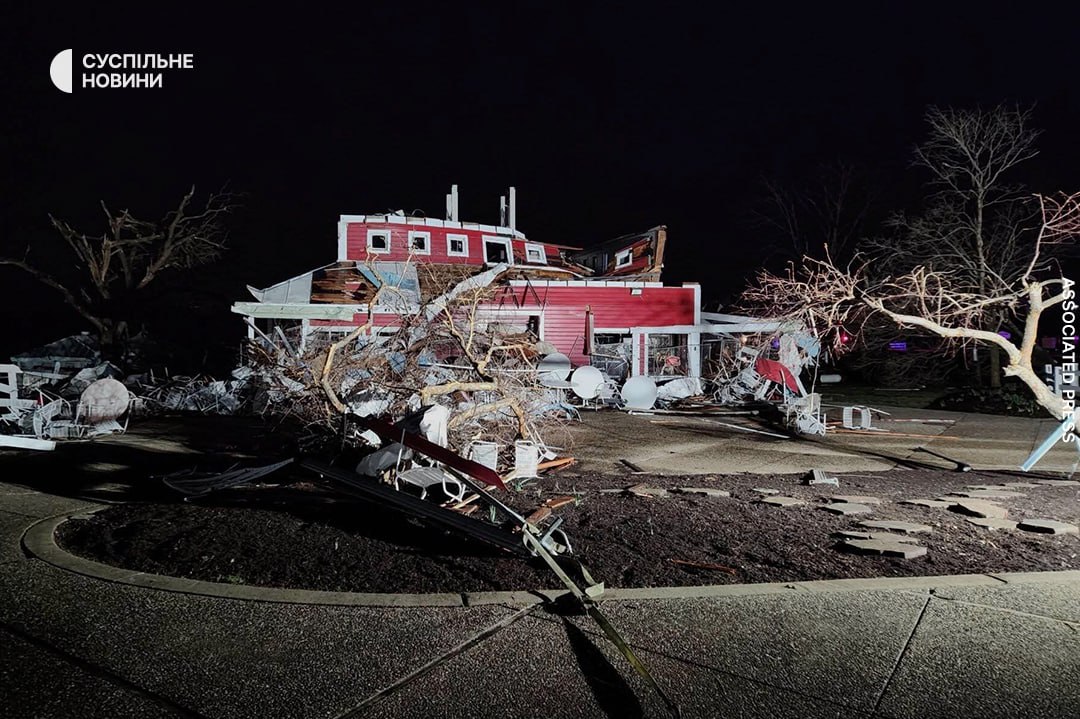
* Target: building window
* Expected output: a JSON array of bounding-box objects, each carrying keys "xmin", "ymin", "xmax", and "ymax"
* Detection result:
[
  {"xmin": 524, "ymin": 242, "xmax": 547, "ymax": 264},
  {"xmin": 615, "ymin": 248, "xmax": 632, "ymax": 268},
  {"xmin": 367, "ymin": 229, "xmax": 391, "ymax": 254},
  {"xmin": 447, "ymin": 233, "xmax": 469, "ymax": 258},
  {"xmin": 408, "ymin": 231, "xmax": 431, "ymax": 255},
  {"xmin": 483, "ymin": 236, "xmax": 513, "ymax": 264}
]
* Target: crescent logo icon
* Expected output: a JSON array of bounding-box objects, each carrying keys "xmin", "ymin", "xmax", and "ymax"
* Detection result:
[{"xmin": 50, "ymin": 49, "xmax": 73, "ymax": 93}]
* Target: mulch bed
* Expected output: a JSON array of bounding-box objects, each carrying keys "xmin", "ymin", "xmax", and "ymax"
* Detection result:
[{"xmin": 57, "ymin": 468, "xmax": 1080, "ymax": 593}]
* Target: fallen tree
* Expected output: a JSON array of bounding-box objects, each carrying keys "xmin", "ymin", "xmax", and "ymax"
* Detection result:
[
  {"xmin": 740, "ymin": 191, "xmax": 1079, "ymax": 420},
  {"xmin": 244, "ymin": 259, "xmax": 573, "ymax": 457}
]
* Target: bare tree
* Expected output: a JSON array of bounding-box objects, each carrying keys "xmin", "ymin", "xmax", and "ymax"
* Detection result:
[
  {"xmin": 741, "ymin": 192, "xmax": 1079, "ymax": 420},
  {"xmin": 1, "ymin": 186, "xmax": 239, "ymax": 359},
  {"xmin": 864, "ymin": 105, "xmax": 1041, "ymax": 386},
  {"xmin": 753, "ymin": 162, "xmax": 876, "ymax": 264}
]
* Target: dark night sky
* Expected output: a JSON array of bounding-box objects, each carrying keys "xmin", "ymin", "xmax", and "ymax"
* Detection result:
[{"xmin": 2, "ymin": 4, "xmax": 1078, "ymax": 366}]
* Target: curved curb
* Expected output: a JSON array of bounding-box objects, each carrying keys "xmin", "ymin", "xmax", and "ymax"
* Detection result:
[{"xmin": 22, "ymin": 512, "xmax": 1080, "ymax": 608}]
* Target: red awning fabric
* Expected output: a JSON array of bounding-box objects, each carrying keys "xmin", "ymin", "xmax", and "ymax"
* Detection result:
[{"xmin": 754, "ymin": 357, "xmax": 802, "ymax": 394}]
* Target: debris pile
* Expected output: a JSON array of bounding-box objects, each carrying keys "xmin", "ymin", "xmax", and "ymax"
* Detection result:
[{"xmin": 240, "ymin": 261, "xmax": 576, "ymax": 462}]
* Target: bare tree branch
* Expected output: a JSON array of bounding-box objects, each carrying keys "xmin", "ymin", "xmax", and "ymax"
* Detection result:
[
  {"xmin": 741, "ymin": 191, "xmax": 1080, "ymax": 420},
  {"xmin": 0, "ymin": 185, "xmax": 240, "ymax": 356}
]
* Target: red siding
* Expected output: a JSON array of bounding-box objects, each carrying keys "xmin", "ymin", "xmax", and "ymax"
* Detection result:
[
  {"xmin": 497, "ymin": 284, "xmax": 695, "ymax": 365},
  {"xmin": 345, "ymin": 221, "xmax": 552, "ymax": 266},
  {"xmin": 309, "ymin": 312, "xmax": 401, "ymax": 328},
  {"xmin": 307, "ymin": 281, "xmax": 695, "ymax": 368}
]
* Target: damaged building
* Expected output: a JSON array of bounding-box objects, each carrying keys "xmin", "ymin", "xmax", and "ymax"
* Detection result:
[{"xmin": 231, "ymin": 186, "xmax": 703, "ymax": 383}]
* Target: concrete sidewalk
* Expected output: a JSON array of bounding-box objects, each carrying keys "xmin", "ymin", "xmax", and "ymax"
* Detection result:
[
  {"xmin": 568, "ymin": 406, "xmax": 1080, "ymax": 476},
  {"xmin": 2, "ymin": 480, "xmax": 1077, "ymax": 718}
]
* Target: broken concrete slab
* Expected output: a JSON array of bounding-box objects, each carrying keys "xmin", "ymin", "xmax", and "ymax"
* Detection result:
[
  {"xmin": 832, "ymin": 495, "xmax": 883, "ymax": 505},
  {"xmin": 857, "ymin": 520, "xmax": 932, "ymax": 534},
  {"xmin": 965, "ymin": 517, "xmax": 1019, "ymax": 531},
  {"xmin": 949, "ymin": 490, "xmax": 1026, "ymax": 500},
  {"xmin": 627, "ymin": 484, "xmax": 668, "ymax": 498},
  {"xmin": 949, "ymin": 499, "xmax": 1009, "ymax": 519},
  {"xmin": 836, "ymin": 530, "xmax": 872, "ymax": 540},
  {"xmin": 1017, "ymin": 519, "xmax": 1080, "ymax": 535},
  {"xmin": 900, "ymin": 499, "xmax": 953, "ymax": 509},
  {"xmin": 675, "ymin": 487, "xmax": 730, "ymax": 498},
  {"xmin": 1001, "ymin": 482, "xmax": 1040, "ymax": 489},
  {"xmin": 836, "ymin": 530, "xmax": 920, "ymax": 544},
  {"xmin": 820, "ymin": 502, "xmax": 873, "ymax": 515},
  {"xmin": 842, "ymin": 539, "xmax": 927, "ymax": 559},
  {"xmin": 752, "ymin": 488, "xmax": 780, "ymax": 495},
  {"xmin": 760, "ymin": 496, "xmax": 805, "ymax": 507}
]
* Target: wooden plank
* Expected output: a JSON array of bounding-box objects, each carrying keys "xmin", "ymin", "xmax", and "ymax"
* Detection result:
[
  {"xmin": 537, "ymin": 457, "xmax": 576, "ymax": 472},
  {"xmin": 543, "ymin": 495, "xmax": 577, "ymax": 510},
  {"xmin": 525, "ymin": 506, "xmax": 552, "ymax": 524}
]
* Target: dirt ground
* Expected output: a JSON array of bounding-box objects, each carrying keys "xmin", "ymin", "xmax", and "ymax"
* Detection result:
[{"xmin": 56, "ymin": 464, "xmax": 1080, "ymax": 594}]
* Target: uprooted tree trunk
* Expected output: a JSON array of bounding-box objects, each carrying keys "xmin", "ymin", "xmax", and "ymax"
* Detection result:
[{"xmin": 740, "ymin": 192, "xmax": 1080, "ymax": 421}]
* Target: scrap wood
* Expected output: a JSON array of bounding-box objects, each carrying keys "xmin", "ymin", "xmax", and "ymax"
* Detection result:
[
  {"xmin": 450, "ymin": 493, "xmax": 481, "ymax": 509},
  {"xmin": 451, "ymin": 504, "xmax": 478, "ymax": 516},
  {"xmin": 668, "ymin": 558, "xmax": 738, "ymax": 575},
  {"xmin": 620, "ymin": 458, "xmax": 646, "ymax": 473},
  {"xmin": 525, "ymin": 505, "xmax": 552, "ymax": 524},
  {"xmin": 543, "ymin": 495, "xmax": 577, "ymax": 509},
  {"xmin": 536, "ymin": 456, "xmax": 576, "ymax": 472}
]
